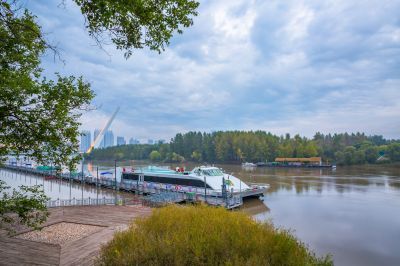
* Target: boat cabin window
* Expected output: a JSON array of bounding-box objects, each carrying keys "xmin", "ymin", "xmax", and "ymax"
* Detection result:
[{"xmin": 202, "ymin": 168, "xmax": 223, "ymax": 176}]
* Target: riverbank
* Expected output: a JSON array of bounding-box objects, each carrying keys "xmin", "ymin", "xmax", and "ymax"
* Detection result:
[
  {"xmin": 87, "ymin": 159, "xmax": 400, "ymax": 169},
  {"xmin": 0, "ymin": 205, "xmax": 152, "ymax": 265}
]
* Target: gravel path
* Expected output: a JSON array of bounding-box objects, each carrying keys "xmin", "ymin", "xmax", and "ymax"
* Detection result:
[{"xmin": 15, "ymin": 222, "xmax": 103, "ymax": 245}]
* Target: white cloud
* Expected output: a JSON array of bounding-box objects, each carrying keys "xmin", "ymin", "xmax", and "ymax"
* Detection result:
[
  {"xmin": 282, "ymin": 4, "xmax": 315, "ymax": 41},
  {"xmin": 213, "ymin": 0, "xmax": 256, "ymax": 40},
  {"xmin": 28, "ymin": 0, "xmax": 400, "ymax": 141}
]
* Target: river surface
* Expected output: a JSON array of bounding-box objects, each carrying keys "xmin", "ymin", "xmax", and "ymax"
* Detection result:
[
  {"xmin": 0, "ymin": 166, "xmax": 128, "ymax": 201},
  {"xmin": 1, "ymin": 162, "xmax": 399, "ymax": 266}
]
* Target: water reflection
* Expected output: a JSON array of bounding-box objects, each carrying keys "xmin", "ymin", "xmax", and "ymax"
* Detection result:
[
  {"xmin": 240, "ymin": 198, "xmax": 269, "ymax": 216},
  {"xmin": 229, "ymin": 164, "xmax": 400, "ymax": 195},
  {"xmin": 233, "ymin": 163, "xmax": 400, "ymax": 266}
]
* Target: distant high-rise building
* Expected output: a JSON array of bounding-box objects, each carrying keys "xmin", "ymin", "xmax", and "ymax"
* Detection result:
[
  {"xmin": 129, "ymin": 138, "xmax": 140, "ymax": 144},
  {"xmin": 94, "ymin": 129, "xmax": 104, "ymax": 148},
  {"xmin": 117, "ymin": 136, "xmax": 126, "ymax": 146},
  {"xmin": 103, "ymin": 130, "xmax": 114, "ymax": 148},
  {"xmin": 80, "ymin": 130, "xmax": 91, "ymax": 152},
  {"xmin": 94, "ymin": 129, "xmax": 100, "ymax": 142},
  {"xmin": 147, "ymin": 139, "xmax": 154, "ymax": 145},
  {"xmin": 157, "ymin": 139, "xmax": 166, "ymax": 144}
]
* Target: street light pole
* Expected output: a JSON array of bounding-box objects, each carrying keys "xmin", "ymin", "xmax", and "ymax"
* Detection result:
[
  {"xmin": 96, "ymin": 166, "xmax": 99, "ymax": 204},
  {"xmin": 81, "ymin": 154, "xmax": 84, "ymax": 202},
  {"xmin": 81, "ymin": 154, "xmax": 84, "ymax": 184},
  {"xmin": 204, "ymin": 175, "xmax": 207, "ymax": 203},
  {"xmin": 114, "ymin": 160, "xmax": 118, "ymax": 205},
  {"xmin": 114, "ymin": 159, "xmax": 117, "ymax": 190}
]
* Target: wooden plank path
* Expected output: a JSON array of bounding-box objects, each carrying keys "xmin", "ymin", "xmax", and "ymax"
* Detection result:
[{"xmin": 0, "ymin": 205, "xmax": 152, "ymax": 266}]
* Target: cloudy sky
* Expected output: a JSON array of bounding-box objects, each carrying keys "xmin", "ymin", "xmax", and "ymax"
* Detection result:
[{"xmin": 28, "ymin": 0, "xmax": 400, "ymax": 141}]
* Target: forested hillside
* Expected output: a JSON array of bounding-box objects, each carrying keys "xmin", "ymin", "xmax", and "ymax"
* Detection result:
[{"xmin": 86, "ymin": 131, "xmax": 400, "ymax": 165}]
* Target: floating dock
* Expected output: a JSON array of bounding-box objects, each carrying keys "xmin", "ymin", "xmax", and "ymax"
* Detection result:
[{"xmin": 2, "ymin": 165, "xmax": 266, "ymax": 209}]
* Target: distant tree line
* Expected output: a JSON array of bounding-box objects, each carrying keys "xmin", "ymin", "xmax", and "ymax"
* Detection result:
[{"xmin": 86, "ymin": 131, "xmax": 400, "ymax": 165}]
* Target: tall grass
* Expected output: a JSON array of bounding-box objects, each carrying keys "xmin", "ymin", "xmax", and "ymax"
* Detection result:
[{"xmin": 97, "ymin": 205, "xmax": 333, "ymax": 266}]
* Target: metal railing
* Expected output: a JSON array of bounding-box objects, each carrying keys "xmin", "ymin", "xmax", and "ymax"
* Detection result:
[{"xmin": 45, "ymin": 197, "xmax": 139, "ymax": 208}]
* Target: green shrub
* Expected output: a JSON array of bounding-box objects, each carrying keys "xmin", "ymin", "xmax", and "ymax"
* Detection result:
[
  {"xmin": 149, "ymin": 150, "xmax": 162, "ymax": 161},
  {"xmin": 97, "ymin": 205, "xmax": 333, "ymax": 266}
]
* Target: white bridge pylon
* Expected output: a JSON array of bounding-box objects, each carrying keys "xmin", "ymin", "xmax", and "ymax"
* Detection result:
[{"xmin": 86, "ymin": 107, "xmax": 120, "ymax": 154}]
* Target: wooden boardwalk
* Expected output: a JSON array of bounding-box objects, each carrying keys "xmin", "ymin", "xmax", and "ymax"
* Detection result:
[{"xmin": 0, "ymin": 205, "xmax": 152, "ymax": 266}]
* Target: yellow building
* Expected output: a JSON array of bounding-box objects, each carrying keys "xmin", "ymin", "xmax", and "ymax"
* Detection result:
[{"xmin": 275, "ymin": 157, "xmax": 322, "ymax": 165}]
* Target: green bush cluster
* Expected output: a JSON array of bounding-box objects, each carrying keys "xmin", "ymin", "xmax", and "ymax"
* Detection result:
[
  {"xmin": 88, "ymin": 131, "xmax": 399, "ymax": 165},
  {"xmin": 97, "ymin": 205, "xmax": 333, "ymax": 266}
]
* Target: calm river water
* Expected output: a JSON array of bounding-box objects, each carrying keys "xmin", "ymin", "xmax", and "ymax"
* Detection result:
[
  {"xmin": 234, "ymin": 163, "xmax": 400, "ymax": 266},
  {"xmin": 0, "ymin": 166, "xmax": 127, "ymax": 200},
  {"xmin": 1, "ymin": 162, "xmax": 399, "ymax": 266}
]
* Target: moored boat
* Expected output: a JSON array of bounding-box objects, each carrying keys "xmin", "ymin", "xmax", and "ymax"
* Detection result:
[
  {"xmin": 121, "ymin": 165, "xmax": 268, "ymax": 198},
  {"xmin": 242, "ymin": 162, "xmax": 257, "ymax": 167}
]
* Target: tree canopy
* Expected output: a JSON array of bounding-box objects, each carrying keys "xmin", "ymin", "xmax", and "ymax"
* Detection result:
[
  {"xmin": 87, "ymin": 131, "xmax": 400, "ymax": 166},
  {"xmin": 149, "ymin": 150, "xmax": 161, "ymax": 161},
  {"xmin": 0, "ymin": 1, "xmax": 94, "ymax": 169},
  {"xmin": 75, "ymin": 0, "xmax": 200, "ymax": 58}
]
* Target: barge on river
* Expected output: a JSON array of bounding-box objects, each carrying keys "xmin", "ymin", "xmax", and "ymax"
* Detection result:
[{"xmin": 256, "ymin": 157, "xmax": 336, "ymax": 168}]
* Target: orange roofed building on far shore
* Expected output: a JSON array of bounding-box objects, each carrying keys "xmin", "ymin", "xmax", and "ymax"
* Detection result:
[{"xmin": 275, "ymin": 157, "xmax": 322, "ymax": 166}]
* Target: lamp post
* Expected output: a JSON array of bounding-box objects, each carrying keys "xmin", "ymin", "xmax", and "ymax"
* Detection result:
[
  {"xmin": 204, "ymin": 175, "xmax": 207, "ymax": 203},
  {"xmin": 114, "ymin": 160, "xmax": 117, "ymax": 205},
  {"xmin": 69, "ymin": 171, "xmax": 71, "ymax": 201},
  {"xmin": 240, "ymin": 179, "xmax": 242, "ymax": 202},
  {"xmin": 81, "ymin": 153, "xmax": 84, "ymax": 202},
  {"xmin": 81, "ymin": 154, "xmax": 84, "ymax": 184},
  {"xmin": 222, "ymin": 177, "xmax": 228, "ymax": 208},
  {"xmin": 96, "ymin": 166, "xmax": 99, "ymax": 204},
  {"xmin": 114, "ymin": 160, "xmax": 117, "ymax": 190}
]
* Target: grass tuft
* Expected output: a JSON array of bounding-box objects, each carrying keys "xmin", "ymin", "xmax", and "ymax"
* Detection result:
[{"xmin": 97, "ymin": 204, "xmax": 333, "ymax": 266}]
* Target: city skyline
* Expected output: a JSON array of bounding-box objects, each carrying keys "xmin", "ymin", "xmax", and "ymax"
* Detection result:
[{"xmin": 80, "ymin": 129, "xmax": 168, "ymax": 149}]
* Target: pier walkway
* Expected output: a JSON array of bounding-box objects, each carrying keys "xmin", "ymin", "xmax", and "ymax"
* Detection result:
[
  {"xmin": 1, "ymin": 165, "xmax": 266, "ymax": 209},
  {"xmin": 0, "ymin": 205, "xmax": 152, "ymax": 266}
]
